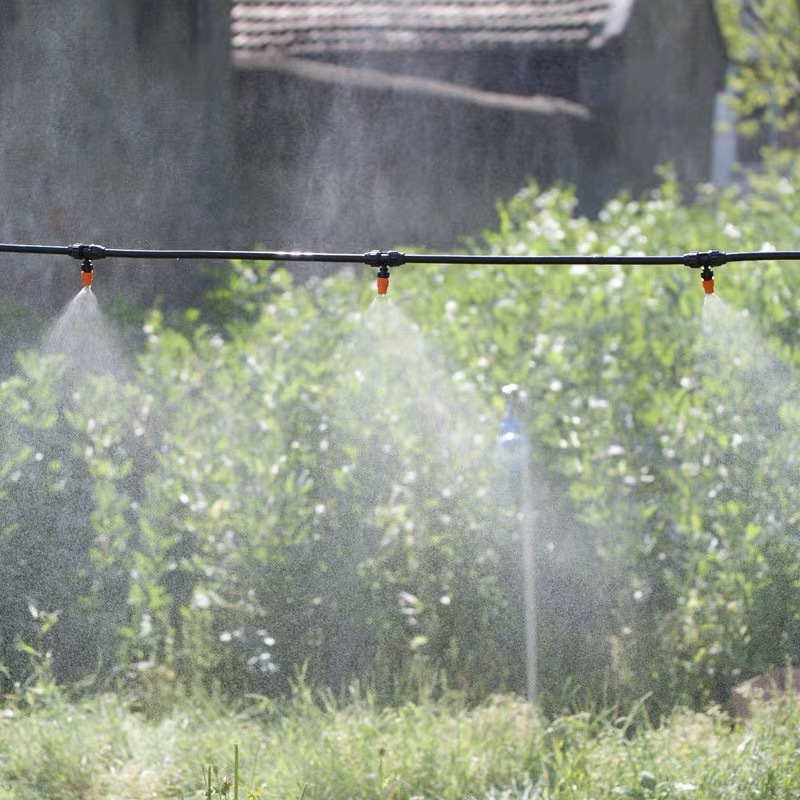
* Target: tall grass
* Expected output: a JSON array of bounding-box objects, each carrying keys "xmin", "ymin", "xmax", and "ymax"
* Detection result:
[{"xmin": 1, "ymin": 682, "xmax": 800, "ymax": 799}]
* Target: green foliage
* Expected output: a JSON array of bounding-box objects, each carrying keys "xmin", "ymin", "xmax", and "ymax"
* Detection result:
[
  {"xmin": 126, "ymin": 267, "xmax": 533, "ymax": 702},
  {"xmin": 3, "ymin": 687, "xmax": 800, "ymax": 799},
  {"xmin": 716, "ymin": 0, "xmax": 800, "ymax": 140},
  {"xmin": 3, "ymin": 157, "xmax": 800, "ymax": 715},
  {"xmin": 456, "ymin": 160, "xmax": 800, "ymax": 714}
]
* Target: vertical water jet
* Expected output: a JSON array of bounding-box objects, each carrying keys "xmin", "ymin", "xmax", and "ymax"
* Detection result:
[{"xmin": 496, "ymin": 383, "xmax": 536, "ymax": 705}]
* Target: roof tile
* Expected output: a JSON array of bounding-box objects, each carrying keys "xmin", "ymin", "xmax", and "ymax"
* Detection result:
[{"xmin": 231, "ymin": 1, "xmax": 630, "ymax": 58}]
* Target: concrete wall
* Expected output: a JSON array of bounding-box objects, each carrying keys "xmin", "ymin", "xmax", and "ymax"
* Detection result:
[
  {"xmin": 615, "ymin": 0, "xmax": 726, "ymax": 196},
  {"xmin": 0, "ymin": 0, "xmax": 238, "ymax": 321},
  {"xmin": 235, "ymin": 53, "xmax": 580, "ymax": 254},
  {"xmin": 235, "ymin": 0, "xmax": 726, "ymax": 248}
]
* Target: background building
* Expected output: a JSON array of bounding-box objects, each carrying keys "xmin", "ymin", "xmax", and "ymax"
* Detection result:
[{"xmin": 0, "ymin": 0, "xmax": 725, "ymax": 321}]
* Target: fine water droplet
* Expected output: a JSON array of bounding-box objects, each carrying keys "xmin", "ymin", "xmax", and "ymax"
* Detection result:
[
  {"xmin": 42, "ymin": 288, "xmax": 127, "ymax": 384},
  {"xmin": 369, "ymin": 294, "xmax": 392, "ymax": 314},
  {"xmin": 701, "ymin": 292, "xmax": 724, "ymax": 334}
]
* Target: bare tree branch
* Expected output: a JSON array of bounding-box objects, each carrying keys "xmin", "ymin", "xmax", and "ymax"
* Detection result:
[{"xmin": 234, "ymin": 53, "xmax": 591, "ymax": 120}]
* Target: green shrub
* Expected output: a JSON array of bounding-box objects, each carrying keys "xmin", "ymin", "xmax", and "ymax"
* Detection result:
[{"xmin": 3, "ymin": 155, "xmax": 800, "ymax": 714}]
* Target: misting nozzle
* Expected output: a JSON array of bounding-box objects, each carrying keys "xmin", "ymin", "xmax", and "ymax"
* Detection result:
[
  {"xmin": 376, "ymin": 264, "xmax": 390, "ymax": 296},
  {"xmin": 81, "ymin": 258, "xmax": 93, "ymax": 288},
  {"xmin": 365, "ymin": 251, "xmax": 404, "ymax": 296},
  {"xmin": 700, "ymin": 265, "xmax": 714, "ymax": 295}
]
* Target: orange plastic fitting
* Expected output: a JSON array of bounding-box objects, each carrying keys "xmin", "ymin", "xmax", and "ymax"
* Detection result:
[
  {"xmin": 376, "ymin": 275, "xmax": 389, "ymax": 295},
  {"xmin": 702, "ymin": 278, "xmax": 714, "ymax": 295},
  {"xmin": 81, "ymin": 269, "xmax": 93, "ymax": 288}
]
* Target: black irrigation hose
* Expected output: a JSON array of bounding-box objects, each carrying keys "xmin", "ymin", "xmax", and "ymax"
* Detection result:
[{"xmin": 0, "ymin": 242, "xmax": 799, "ymax": 268}]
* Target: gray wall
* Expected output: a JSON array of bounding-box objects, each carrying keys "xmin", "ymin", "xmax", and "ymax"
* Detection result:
[
  {"xmin": 235, "ymin": 1, "xmax": 726, "ymax": 251},
  {"xmin": 596, "ymin": 0, "xmax": 726, "ymax": 202},
  {"xmin": 0, "ymin": 0, "xmax": 237, "ymax": 321},
  {"xmin": 235, "ymin": 53, "xmax": 580, "ymax": 255}
]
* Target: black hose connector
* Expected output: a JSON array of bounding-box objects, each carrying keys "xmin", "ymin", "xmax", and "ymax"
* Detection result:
[
  {"xmin": 683, "ymin": 250, "xmax": 727, "ymax": 269},
  {"xmin": 364, "ymin": 250, "xmax": 406, "ymax": 269},
  {"xmin": 67, "ymin": 243, "xmax": 107, "ymax": 261}
]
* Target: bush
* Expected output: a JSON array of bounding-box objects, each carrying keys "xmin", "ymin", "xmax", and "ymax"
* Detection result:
[{"xmin": 2, "ymin": 155, "xmax": 800, "ymax": 714}]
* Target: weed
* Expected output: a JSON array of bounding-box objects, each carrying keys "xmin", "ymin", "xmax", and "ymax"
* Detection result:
[{"xmin": 1, "ymin": 684, "xmax": 800, "ymax": 799}]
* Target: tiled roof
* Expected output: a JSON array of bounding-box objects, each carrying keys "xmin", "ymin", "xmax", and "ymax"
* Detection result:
[{"xmin": 231, "ymin": 1, "xmax": 636, "ymax": 60}]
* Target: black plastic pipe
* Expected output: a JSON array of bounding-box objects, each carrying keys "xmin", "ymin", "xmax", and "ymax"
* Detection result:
[{"xmin": 0, "ymin": 242, "xmax": 799, "ymax": 268}]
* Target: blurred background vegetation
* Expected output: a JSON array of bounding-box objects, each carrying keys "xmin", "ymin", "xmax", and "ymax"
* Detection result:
[{"xmin": 2, "ymin": 151, "xmax": 800, "ymax": 721}]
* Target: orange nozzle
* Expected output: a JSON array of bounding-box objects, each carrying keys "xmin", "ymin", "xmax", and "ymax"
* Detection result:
[
  {"xmin": 376, "ymin": 275, "xmax": 389, "ymax": 295},
  {"xmin": 81, "ymin": 270, "xmax": 93, "ymax": 288},
  {"xmin": 702, "ymin": 278, "xmax": 714, "ymax": 295}
]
